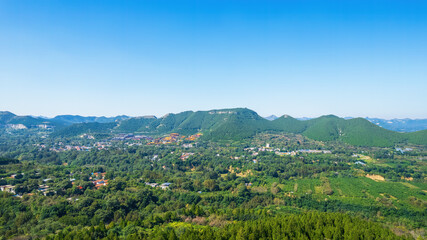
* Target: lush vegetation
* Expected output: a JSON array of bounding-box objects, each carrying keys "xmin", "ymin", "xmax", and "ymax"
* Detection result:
[
  {"xmin": 46, "ymin": 212, "xmax": 409, "ymax": 240},
  {"xmin": 0, "ymin": 109, "xmax": 426, "ymax": 239}
]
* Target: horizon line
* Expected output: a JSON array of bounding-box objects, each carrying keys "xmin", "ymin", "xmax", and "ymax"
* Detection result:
[{"xmin": 2, "ymin": 109, "xmax": 427, "ymax": 121}]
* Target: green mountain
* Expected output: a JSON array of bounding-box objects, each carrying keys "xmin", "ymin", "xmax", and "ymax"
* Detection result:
[
  {"xmin": 116, "ymin": 108, "xmax": 268, "ymax": 139},
  {"xmin": 269, "ymin": 115, "xmax": 307, "ymax": 133},
  {"xmin": 36, "ymin": 108, "xmax": 427, "ymax": 146},
  {"xmin": 301, "ymin": 116, "xmax": 402, "ymax": 147},
  {"xmin": 155, "ymin": 111, "xmax": 195, "ymax": 133},
  {"xmin": 303, "ymin": 115, "xmax": 342, "ymax": 141},
  {"xmin": 201, "ymin": 108, "xmax": 270, "ymax": 140}
]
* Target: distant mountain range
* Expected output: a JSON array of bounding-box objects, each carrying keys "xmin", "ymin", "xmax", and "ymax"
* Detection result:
[
  {"xmin": 0, "ymin": 111, "xmax": 64, "ymax": 128},
  {"xmin": 266, "ymin": 116, "xmax": 427, "ymax": 133},
  {"xmin": 52, "ymin": 115, "xmax": 130, "ymax": 125},
  {"xmin": 365, "ymin": 118, "xmax": 427, "ymax": 132},
  {"xmin": 0, "ymin": 111, "xmax": 130, "ymax": 128},
  {"xmin": 2, "ymin": 109, "xmax": 426, "ymax": 147}
]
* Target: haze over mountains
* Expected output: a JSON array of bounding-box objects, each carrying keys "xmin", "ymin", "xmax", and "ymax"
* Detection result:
[{"xmin": 1, "ymin": 109, "xmax": 426, "ymax": 147}]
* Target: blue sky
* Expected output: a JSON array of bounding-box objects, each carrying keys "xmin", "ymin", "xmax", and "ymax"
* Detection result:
[{"xmin": 1, "ymin": 0, "xmax": 426, "ymax": 118}]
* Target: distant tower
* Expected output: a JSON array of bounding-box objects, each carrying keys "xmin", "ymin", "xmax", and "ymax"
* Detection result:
[{"xmin": 266, "ymin": 143, "xmax": 270, "ymax": 148}]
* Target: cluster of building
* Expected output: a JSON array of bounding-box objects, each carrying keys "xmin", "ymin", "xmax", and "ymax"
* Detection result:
[
  {"xmin": 244, "ymin": 144, "xmax": 332, "ymax": 157},
  {"xmin": 395, "ymin": 147, "xmax": 413, "ymax": 154},
  {"xmin": 0, "ymin": 183, "xmax": 55, "ymax": 197},
  {"xmin": 147, "ymin": 133, "xmax": 202, "ymax": 145},
  {"xmin": 80, "ymin": 134, "xmax": 95, "ymax": 139},
  {"xmin": 180, "ymin": 152, "xmax": 195, "ymax": 160},
  {"xmin": 148, "ymin": 133, "xmax": 184, "ymax": 145},
  {"xmin": 111, "ymin": 134, "xmax": 153, "ymax": 141},
  {"xmin": 94, "ymin": 142, "xmax": 111, "ymax": 149},
  {"xmin": 244, "ymin": 144, "xmax": 280, "ymax": 154},
  {"xmin": 90, "ymin": 172, "xmax": 109, "ymax": 189},
  {"xmin": 34, "ymin": 131, "xmax": 203, "ymax": 153},
  {"xmin": 35, "ymin": 131, "xmax": 204, "ymax": 153},
  {"xmin": 48, "ymin": 141, "xmax": 113, "ymax": 152},
  {"xmin": 0, "ymin": 171, "xmax": 110, "ymax": 198},
  {"xmin": 145, "ymin": 182, "xmax": 171, "ymax": 190},
  {"xmin": 0, "ymin": 185, "xmax": 15, "ymax": 194},
  {"xmin": 185, "ymin": 133, "xmax": 202, "ymax": 141},
  {"xmin": 6, "ymin": 124, "xmax": 27, "ymax": 130},
  {"xmin": 50, "ymin": 145, "xmax": 92, "ymax": 152},
  {"xmin": 38, "ymin": 184, "xmax": 55, "ymax": 196},
  {"xmin": 275, "ymin": 149, "xmax": 332, "ymax": 156},
  {"xmin": 6, "ymin": 124, "xmax": 54, "ymax": 130}
]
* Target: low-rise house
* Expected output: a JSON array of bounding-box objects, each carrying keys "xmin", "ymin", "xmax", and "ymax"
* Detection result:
[
  {"xmin": 144, "ymin": 182, "xmax": 171, "ymax": 189},
  {"xmin": 93, "ymin": 179, "xmax": 108, "ymax": 189},
  {"xmin": 160, "ymin": 182, "xmax": 171, "ymax": 190},
  {"xmin": 180, "ymin": 153, "xmax": 194, "ymax": 160},
  {"xmin": 0, "ymin": 185, "xmax": 15, "ymax": 194},
  {"xmin": 38, "ymin": 184, "xmax": 49, "ymax": 192},
  {"xmin": 43, "ymin": 191, "xmax": 56, "ymax": 196},
  {"xmin": 145, "ymin": 182, "xmax": 158, "ymax": 188},
  {"xmin": 38, "ymin": 184, "xmax": 56, "ymax": 196},
  {"xmin": 355, "ymin": 161, "xmax": 366, "ymax": 166},
  {"xmin": 92, "ymin": 172, "xmax": 106, "ymax": 180}
]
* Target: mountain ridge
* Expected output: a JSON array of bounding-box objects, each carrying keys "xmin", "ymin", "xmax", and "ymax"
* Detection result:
[{"xmin": 2, "ymin": 109, "xmax": 426, "ymax": 146}]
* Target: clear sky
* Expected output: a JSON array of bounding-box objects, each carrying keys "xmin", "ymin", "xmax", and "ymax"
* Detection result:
[{"xmin": 1, "ymin": 0, "xmax": 426, "ymax": 119}]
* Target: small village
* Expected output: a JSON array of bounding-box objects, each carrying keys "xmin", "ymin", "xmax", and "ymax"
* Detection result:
[
  {"xmin": 144, "ymin": 182, "xmax": 171, "ymax": 190},
  {"xmin": 244, "ymin": 143, "xmax": 332, "ymax": 157},
  {"xmin": 0, "ymin": 168, "xmax": 182, "ymax": 199},
  {"xmin": 147, "ymin": 133, "xmax": 202, "ymax": 145},
  {"xmin": 0, "ymin": 171, "xmax": 111, "ymax": 198},
  {"xmin": 44, "ymin": 133, "xmax": 203, "ymax": 152}
]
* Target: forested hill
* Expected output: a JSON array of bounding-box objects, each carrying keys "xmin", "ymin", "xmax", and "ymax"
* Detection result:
[
  {"xmin": 0, "ymin": 111, "xmax": 65, "ymax": 128},
  {"xmin": 2, "ymin": 109, "xmax": 427, "ymax": 146}
]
